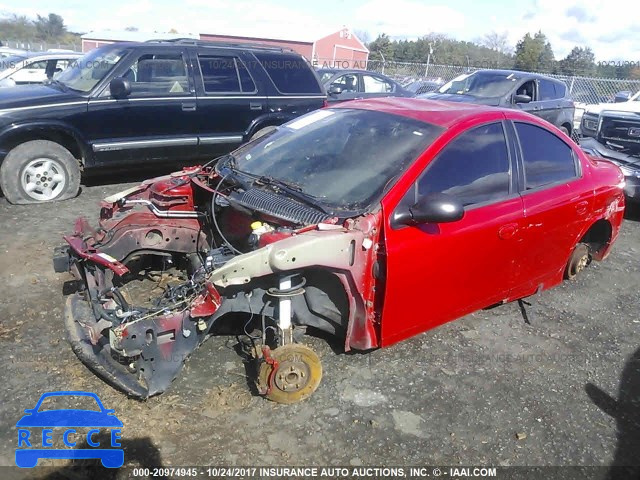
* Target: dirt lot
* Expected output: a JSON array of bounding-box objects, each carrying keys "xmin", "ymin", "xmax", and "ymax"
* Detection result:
[{"xmin": 0, "ymin": 174, "xmax": 639, "ymax": 478}]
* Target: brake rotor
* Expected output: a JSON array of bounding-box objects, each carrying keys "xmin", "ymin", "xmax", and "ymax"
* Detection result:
[
  {"xmin": 258, "ymin": 344, "xmax": 322, "ymax": 404},
  {"xmin": 565, "ymin": 243, "xmax": 590, "ymax": 280}
]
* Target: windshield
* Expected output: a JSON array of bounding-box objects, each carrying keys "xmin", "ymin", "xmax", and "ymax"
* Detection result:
[
  {"xmin": 55, "ymin": 45, "xmax": 129, "ymax": 92},
  {"xmin": 0, "ymin": 55, "xmax": 28, "ymax": 73},
  {"xmin": 231, "ymin": 108, "xmax": 443, "ymax": 211},
  {"xmin": 438, "ymin": 71, "xmax": 520, "ymax": 98}
]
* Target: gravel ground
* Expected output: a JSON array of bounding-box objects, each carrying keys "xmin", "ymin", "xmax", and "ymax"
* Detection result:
[{"xmin": 0, "ymin": 175, "xmax": 639, "ymax": 479}]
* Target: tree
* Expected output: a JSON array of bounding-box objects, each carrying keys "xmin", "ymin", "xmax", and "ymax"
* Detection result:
[
  {"xmin": 514, "ymin": 31, "xmax": 555, "ymax": 73},
  {"xmin": 367, "ymin": 34, "xmax": 394, "ymax": 62},
  {"xmin": 479, "ymin": 31, "xmax": 512, "ymax": 55},
  {"xmin": 34, "ymin": 13, "xmax": 66, "ymax": 40},
  {"xmin": 558, "ymin": 46, "xmax": 596, "ymax": 76},
  {"xmin": 0, "ymin": 14, "xmax": 33, "ymax": 39},
  {"xmin": 353, "ymin": 29, "xmax": 371, "ymax": 45}
]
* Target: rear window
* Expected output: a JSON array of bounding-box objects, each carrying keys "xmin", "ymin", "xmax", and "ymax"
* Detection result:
[{"xmin": 253, "ymin": 52, "xmax": 322, "ymax": 94}]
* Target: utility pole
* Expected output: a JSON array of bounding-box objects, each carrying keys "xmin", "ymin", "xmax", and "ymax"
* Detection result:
[{"xmin": 424, "ymin": 43, "xmax": 433, "ymax": 78}]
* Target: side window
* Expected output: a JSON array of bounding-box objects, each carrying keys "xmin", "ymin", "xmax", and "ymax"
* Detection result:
[
  {"xmin": 538, "ymin": 80, "xmax": 556, "ymax": 101},
  {"xmin": 331, "ymin": 74, "xmax": 358, "ymax": 93},
  {"xmin": 198, "ymin": 56, "xmax": 256, "ymax": 93},
  {"xmin": 417, "ymin": 122, "xmax": 511, "ymax": 207},
  {"xmin": 126, "ymin": 53, "xmax": 189, "ymax": 96},
  {"xmin": 515, "ymin": 122, "xmax": 578, "ymax": 189},
  {"xmin": 515, "ymin": 80, "xmax": 536, "ymax": 101},
  {"xmin": 253, "ymin": 52, "xmax": 322, "ymax": 94},
  {"xmin": 362, "ymin": 74, "xmax": 393, "ymax": 93}
]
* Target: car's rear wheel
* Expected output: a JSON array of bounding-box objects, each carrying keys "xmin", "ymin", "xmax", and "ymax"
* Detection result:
[
  {"xmin": 0, "ymin": 140, "xmax": 80, "ymax": 205},
  {"xmin": 564, "ymin": 243, "xmax": 590, "ymax": 280}
]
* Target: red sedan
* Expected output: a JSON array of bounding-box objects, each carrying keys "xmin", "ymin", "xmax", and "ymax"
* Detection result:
[{"xmin": 54, "ymin": 98, "xmax": 625, "ymax": 404}]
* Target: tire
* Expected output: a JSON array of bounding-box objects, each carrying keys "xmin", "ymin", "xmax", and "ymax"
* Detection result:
[
  {"xmin": 0, "ymin": 140, "xmax": 81, "ymax": 205},
  {"xmin": 559, "ymin": 126, "xmax": 570, "ymax": 136},
  {"xmin": 250, "ymin": 126, "xmax": 277, "ymax": 142}
]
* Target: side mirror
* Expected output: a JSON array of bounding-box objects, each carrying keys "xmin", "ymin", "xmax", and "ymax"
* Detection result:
[
  {"xmin": 393, "ymin": 192, "xmax": 465, "ymax": 227},
  {"xmin": 110, "ymin": 77, "xmax": 131, "ymax": 99},
  {"xmin": 328, "ymin": 84, "xmax": 343, "ymax": 95},
  {"xmin": 614, "ymin": 91, "xmax": 632, "ymax": 103},
  {"xmin": 514, "ymin": 94, "xmax": 531, "ymax": 104}
]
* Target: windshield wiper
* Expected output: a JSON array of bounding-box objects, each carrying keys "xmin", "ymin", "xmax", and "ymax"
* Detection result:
[
  {"xmin": 253, "ymin": 175, "xmax": 331, "ymax": 212},
  {"xmin": 47, "ymin": 79, "xmax": 68, "ymax": 91},
  {"xmin": 216, "ymin": 159, "xmax": 330, "ymax": 214}
]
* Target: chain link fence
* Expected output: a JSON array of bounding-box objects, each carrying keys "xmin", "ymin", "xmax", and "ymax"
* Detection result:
[
  {"xmin": 318, "ymin": 58, "xmax": 640, "ymax": 105},
  {"xmin": 1, "ymin": 39, "xmax": 80, "ymax": 52}
]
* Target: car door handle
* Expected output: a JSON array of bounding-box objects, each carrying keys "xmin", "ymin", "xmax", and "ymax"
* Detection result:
[
  {"xmin": 250, "ymin": 102, "xmax": 263, "ymax": 111},
  {"xmin": 182, "ymin": 103, "xmax": 196, "ymax": 112},
  {"xmin": 498, "ymin": 223, "xmax": 518, "ymax": 239},
  {"xmin": 575, "ymin": 200, "xmax": 589, "ymax": 215}
]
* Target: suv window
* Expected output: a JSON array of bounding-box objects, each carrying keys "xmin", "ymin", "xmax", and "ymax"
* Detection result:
[
  {"xmin": 362, "ymin": 74, "xmax": 393, "ymax": 93},
  {"xmin": 253, "ymin": 52, "xmax": 322, "ymax": 94},
  {"xmin": 538, "ymin": 79, "xmax": 557, "ymax": 100},
  {"xmin": 515, "ymin": 122, "xmax": 578, "ymax": 189},
  {"xmin": 125, "ymin": 53, "xmax": 189, "ymax": 96},
  {"xmin": 417, "ymin": 122, "xmax": 511, "ymax": 206},
  {"xmin": 198, "ymin": 56, "xmax": 255, "ymax": 93}
]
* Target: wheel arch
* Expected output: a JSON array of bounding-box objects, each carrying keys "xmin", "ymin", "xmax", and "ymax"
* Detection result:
[
  {"xmin": 244, "ymin": 113, "xmax": 294, "ymax": 141},
  {"xmin": 578, "ymin": 218, "xmax": 613, "ymax": 261},
  {"xmin": 0, "ymin": 122, "xmax": 92, "ymax": 169}
]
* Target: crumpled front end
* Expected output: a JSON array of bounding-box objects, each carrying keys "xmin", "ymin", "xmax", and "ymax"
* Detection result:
[{"xmin": 53, "ymin": 166, "xmax": 383, "ymax": 402}]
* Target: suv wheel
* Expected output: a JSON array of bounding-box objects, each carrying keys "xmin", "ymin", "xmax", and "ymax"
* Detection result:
[{"xmin": 0, "ymin": 140, "xmax": 81, "ymax": 205}]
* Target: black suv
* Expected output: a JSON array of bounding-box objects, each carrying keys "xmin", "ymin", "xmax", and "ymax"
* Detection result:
[
  {"xmin": 0, "ymin": 39, "xmax": 326, "ymax": 204},
  {"xmin": 420, "ymin": 69, "xmax": 576, "ymax": 137}
]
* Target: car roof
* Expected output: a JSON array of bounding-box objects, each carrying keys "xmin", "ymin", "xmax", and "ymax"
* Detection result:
[
  {"xmin": 16, "ymin": 51, "xmax": 82, "ymax": 59},
  {"xmin": 103, "ymin": 39, "xmax": 300, "ymax": 54},
  {"xmin": 317, "ymin": 68, "xmax": 387, "ymax": 75},
  {"xmin": 470, "ymin": 68, "xmax": 564, "ymax": 84},
  {"xmin": 331, "ymin": 96, "xmax": 517, "ymax": 128}
]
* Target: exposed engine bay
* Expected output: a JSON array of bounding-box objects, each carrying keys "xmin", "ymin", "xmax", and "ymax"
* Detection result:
[{"xmin": 54, "ymin": 162, "xmax": 383, "ymax": 403}]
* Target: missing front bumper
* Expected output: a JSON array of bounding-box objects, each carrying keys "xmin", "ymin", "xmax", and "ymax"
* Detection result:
[{"xmin": 64, "ymin": 294, "xmax": 203, "ymax": 399}]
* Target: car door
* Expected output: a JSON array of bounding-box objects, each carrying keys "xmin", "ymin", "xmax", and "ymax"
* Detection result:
[
  {"xmin": 9, "ymin": 59, "xmax": 49, "ymax": 84},
  {"xmin": 380, "ymin": 121, "xmax": 525, "ymax": 345},
  {"xmin": 85, "ymin": 47, "xmax": 199, "ymax": 167},
  {"xmin": 509, "ymin": 120, "xmax": 593, "ymax": 296},
  {"xmin": 326, "ymin": 73, "xmax": 361, "ymax": 103},
  {"xmin": 535, "ymin": 78, "xmax": 561, "ymax": 125},
  {"xmin": 191, "ymin": 49, "xmax": 266, "ymax": 158}
]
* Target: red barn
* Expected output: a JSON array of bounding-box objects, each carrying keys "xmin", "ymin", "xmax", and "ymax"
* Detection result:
[{"xmin": 200, "ymin": 27, "xmax": 369, "ymax": 69}]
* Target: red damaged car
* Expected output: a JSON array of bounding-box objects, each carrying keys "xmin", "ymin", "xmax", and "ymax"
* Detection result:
[{"xmin": 53, "ymin": 98, "xmax": 625, "ymax": 404}]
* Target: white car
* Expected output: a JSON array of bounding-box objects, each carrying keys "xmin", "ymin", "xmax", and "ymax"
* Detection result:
[
  {"xmin": 0, "ymin": 51, "xmax": 82, "ymax": 88},
  {"xmin": 580, "ymin": 90, "xmax": 640, "ymax": 137}
]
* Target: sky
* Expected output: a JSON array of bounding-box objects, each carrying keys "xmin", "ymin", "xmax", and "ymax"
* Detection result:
[{"xmin": 1, "ymin": 0, "xmax": 639, "ymax": 62}]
